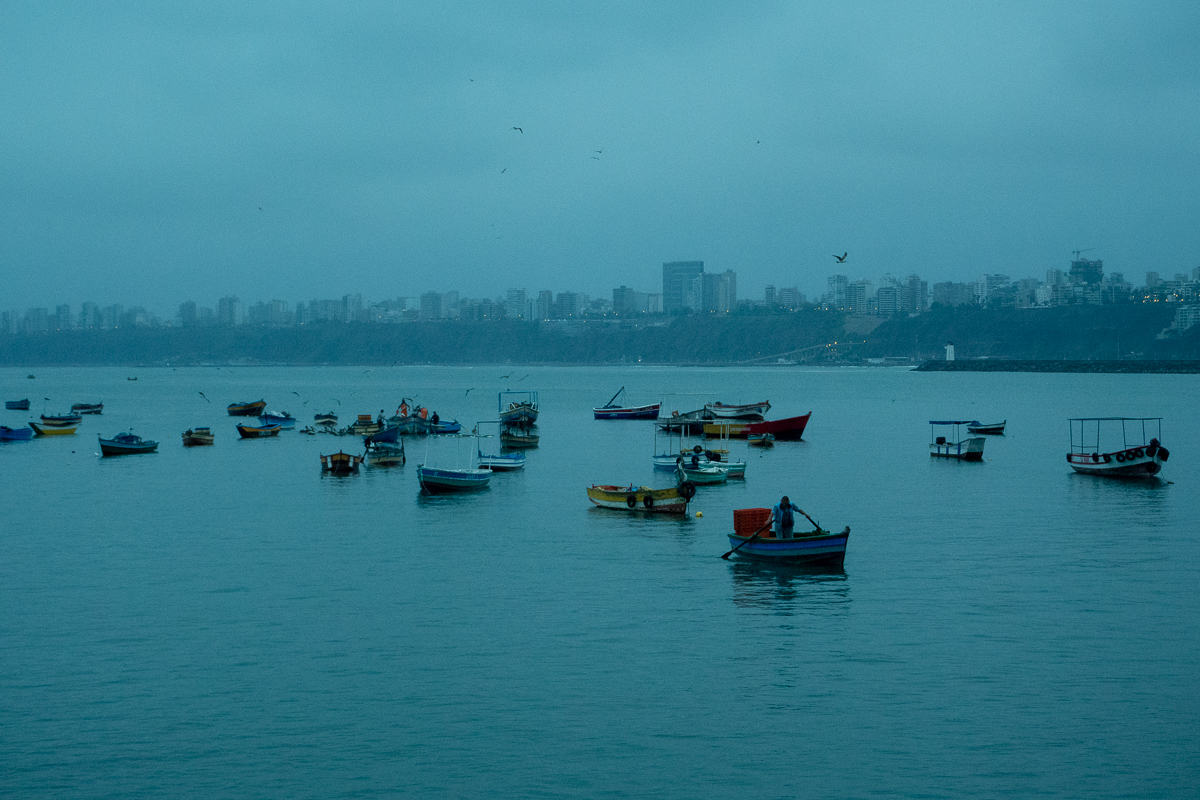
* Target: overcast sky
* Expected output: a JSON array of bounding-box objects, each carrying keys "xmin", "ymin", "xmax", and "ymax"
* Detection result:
[{"xmin": 3, "ymin": 1, "xmax": 1198, "ymax": 315}]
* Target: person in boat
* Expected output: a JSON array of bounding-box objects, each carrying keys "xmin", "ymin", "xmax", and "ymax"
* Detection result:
[
  {"xmin": 419, "ymin": 406, "xmax": 428, "ymax": 420},
  {"xmin": 431, "ymin": 411, "xmax": 439, "ymax": 425},
  {"xmin": 399, "ymin": 401, "xmax": 409, "ymax": 417},
  {"xmin": 767, "ymin": 496, "xmax": 799, "ymax": 539},
  {"xmin": 378, "ymin": 410, "xmax": 385, "ymax": 424}
]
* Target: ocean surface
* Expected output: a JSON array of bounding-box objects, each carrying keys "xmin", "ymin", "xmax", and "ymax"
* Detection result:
[{"xmin": 2, "ymin": 365, "xmax": 1197, "ymax": 799}]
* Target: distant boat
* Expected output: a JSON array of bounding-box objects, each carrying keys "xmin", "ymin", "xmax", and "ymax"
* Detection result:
[
  {"xmin": 98, "ymin": 431, "xmax": 158, "ymax": 456},
  {"xmin": 498, "ymin": 391, "xmax": 538, "ymax": 427},
  {"xmin": 366, "ymin": 424, "xmax": 401, "ymax": 444},
  {"xmin": 675, "ymin": 462, "xmax": 729, "ymax": 485},
  {"xmin": 29, "ymin": 422, "xmax": 76, "ymax": 436},
  {"xmin": 41, "ymin": 413, "xmax": 83, "ymax": 426},
  {"xmin": 182, "ymin": 427, "xmax": 215, "ymax": 446},
  {"xmin": 702, "ymin": 412, "xmax": 811, "ymax": 441},
  {"xmin": 365, "ymin": 442, "xmax": 406, "ymax": 466},
  {"xmin": 321, "ymin": 450, "xmax": 363, "ymax": 474},
  {"xmin": 0, "ymin": 425, "xmax": 34, "ymax": 441},
  {"xmin": 314, "ymin": 412, "xmax": 338, "ymax": 426},
  {"xmin": 475, "ymin": 420, "xmax": 525, "ymax": 470},
  {"xmin": 350, "ymin": 415, "xmax": 382, "ymax": 435},
  {"xmin": 5, "ymin": 399, "xmax": 30, "ymax": 410},
  {"xmin": 258, "ymin": 411, "xmax": 297, "ymax": 429},
  {"xmin": 500, "ymin": 428, "xmax": 539, "ymax": 448},
  {"xmin": 227, "ymin": 399, "xmax": 267, "ymax": 416},
  {"xmin": 725, "ymin": 507, "xmax": 849, "ymax": 565},
  {"xmin": 71, "ymin": 402, "xmax": 104, "ymax": 415},
  {"xmin": 706, "ymin": 401, "xmax": 771, "ymax": 419},
  {"xmin": 417, "ymin": 465, "xmax": 491, "ymax": 493},
  {"xmin": 586, "ymin": 481, "xmax": 695, "ymax": 513},
  {"xmin": 593, "ymin": 386, "xmax": 661, "ymax": 420},
  {"xmin": 929, "ymin": 420, "xmax": 985, "ymax": 461},
  {"xmin": 748, "ymin": 433, "xmax": 775, "ymax": 447},
  {"xmin": 1067, "ymin": 417, "xmax": 1169, "ymax": 479},
  {"xmin": 967, "ymin": 420, "xmax": 1006, "ymax": 435},
  {"xmin": 236, "ymin": 423, "xmax": 282, "ymax": 439}
]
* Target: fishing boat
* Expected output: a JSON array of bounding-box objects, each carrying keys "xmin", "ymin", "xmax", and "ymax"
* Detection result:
[
  {"xmin": 417, "ymin": 465, "xmax": 491, "ymax": 492},
  {"xmin": 236, "ymin": 423, "xmax": 282, "ymax": 438},
  {"xmin": 0, "ymin": 425, "xmax": 34, "ymax": 441},
  {"xmin": 676, "ymin": 462, "xmax": 729, "ymax": 485},
  {"xmin": 724, "ymin": 507, "xmax": 849, "ymax": 565},
  {"xmin": 29, "ymin": 422, "xmax": 76, "ymax": 436},
  {"xmin": 320, "ymin": 450, "xmax": 364, "ymax": 474},
  {"xmin": 71, "ymin": 402, "xmax": 104, "ymax": 415},
  {"xmin": 705, "ymin": 400, "xmax": 771, "ymax": 419},
  {"xmin": 475, "ymin": 421, "xmax": 526, "ymax": 470},
  {"xmin": 498, "ymin": 391, "xmax": 538, "ymax": 427},
  {"xmin": 1067, "ymin": 417, "xmax": 1170, "ymax": 478},
  {"xmin": 500, "ymin": 429, "xmax": 539, "ymax": 448},
  {"xmin": 702, "ymin": 412, "xmax": 811, "ymax": 441},
  {"xmin": 98, "ymin": 431, "xmax": 158, "ymax": 456},
  {"xmin": 365, "ymin": 424, "xmax": 401, "ymax": 444},
  {"xmin": 586, "ymin": 480, "xmax": 695, "ymax": 513},
  {"xmin": 314, "ymin": 412, "xmax": 338, "ymax": 426},
  {"xmin": 6, "ymin": 399, "xmax": 31, "ymax": 410},
  {"xmin": 365, "ymin": 442, "xmax": 406, "ymax": 466},
  {"xmin": 182, "ymin": 427, "xmax": 215, "ymax": 446},
  {"xmin": 593, "ymin": 386, "xmax": 661, "ymax": 420},
  {"xmin": 41, "ymin": 413, "xmax": 83, "ymax": 426},
  {"xmin": 350, "ymin": 414, "xmax": 382, "ymax": 435},
  {"xmin": 967, "ymin": 420, "xmax": 1006, "ymax": 435},
  {"xmin": 227, "ymin": 399, "xmax": 267, "ymax": 416},
  {"xmin": 929, "ymin": 420, "xmax": 985, "ymax": 461},
  {"xmin": 748, "ymin": 433, "xmax": 775, "ymax": 447},
  {"xmin": 258, "ymin": 411, "xmax": 297, "ymax": 429}
]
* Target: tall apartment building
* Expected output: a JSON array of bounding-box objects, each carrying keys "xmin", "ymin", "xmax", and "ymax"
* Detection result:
[
  {"xmin": 846, "ymin": 280, "xmax": 873, "ymax": 314},
  {"xmin": 662, "ymin": 261, "xmax": 704, "ymax": 313},
  {"xmin": 827, "ymin": 274, "xmax": 848, "ymax": 309},
  {"xmin": 899, "ymin": 275, "xmax": 928, "ymax": 315},
  {"xmin": 420, "ymin": 292, "xmax": 442, "ymax": 320},
  {"xmin": 1069, "ymin": 258, "xmax": 1104, "ymax": 285}
]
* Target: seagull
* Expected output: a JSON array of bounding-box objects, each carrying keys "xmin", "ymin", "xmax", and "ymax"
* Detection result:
[
  {"xmin": 292, "ymin": 391, "xmax": 300, "ymax": 396},
  {"xmin": 465, "ymin": 388, "xmax": 473, "ymax": 396},
  {"xmin": 833, "ymin": 252, "xmax": 848, "ymax": 262},
  {"xmin": 590, "ymin": 156, "xmax": 600, "ymax": 160},
  {"xmin": 364, "ymin": 369, "xmax": 373, "ymax": 374},
  {"xmin": 511, "ymin": 127, "xmax": 523, "ymax": 133},
  {"xmin": 198, "ymin": 391, "xmax": 210, "ymax": 403},
  {"xmin": 501, "ymin": 168, "xmax": 506, "ymax": 173},
  {"xmin": 595, "ymin": 149, "xmax": 603, "ymax": 154},
  {"xmin": 518, "ymin": 373, "xmax": 529, "ymax": 382},
  {"xmin": 500, "ymin": 373, "xmax": 511, "ymax": 379}
]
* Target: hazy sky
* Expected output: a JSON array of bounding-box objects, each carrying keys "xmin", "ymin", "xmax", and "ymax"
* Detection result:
[{"xmin": 3, "ymin": 1, "xmax": 1198, "ymax": 315}]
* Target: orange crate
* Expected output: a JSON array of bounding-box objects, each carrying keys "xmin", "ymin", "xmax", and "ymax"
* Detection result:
[{"xmin": 734, "ymin": 507, "xmax": 771, "ymax": 535}]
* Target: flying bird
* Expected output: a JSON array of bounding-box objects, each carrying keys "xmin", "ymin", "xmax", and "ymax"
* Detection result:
[
  {"xmin": 501, "ymin": 168, "xmax": 506, "ymax": 173},
  {"xmin": 590, "ymin": 156, "xmax": 600, "ymax": 160},
  {"xmin": 198, "ymin": 391, "xmax": 210, "ymax": 403},
  {"xmin": 292, "ymin": 391, "xmax": 300, "ymax": 396},
  {"xmin": 500, "ymin": 373, "xmax": 511, "ymax": 379},
  {"xmin": 833, "ymin": 252, "xmax": 848, "ymax": 262},
  {"xmin": 595, "ymin": 149, "xmax": 603, "ymax": 154},
  {"xmin": 518, "ymin": 374, "xmax": 529, "ymax": 382},
  {"xmin": 511, "ymin": 127, "xmax": 523, "ymax": 133},
  {"xmin": 465, "ymin": 388, "xmax": 473, "ymax": 396}
]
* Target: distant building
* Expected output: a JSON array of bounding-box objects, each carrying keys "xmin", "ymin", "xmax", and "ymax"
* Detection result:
[
  {"xmin": 218, "ymin": 296, "xmax": 244, "ymax": 326},
  {"xmin": 1069, "ymin": 258, "xmax": 1103, "ymax": 285},
  {"xmin": 178, "ymin": 301, "xmax": 198, "ymax": 328},
  {"xmin": 764, "ymin": 285, "xmax": 776, "ymax": 306},
  {"xmin": 876, "ymin": 286, "xmax": 899, "ymax": 317},
  {"xmin": 420, "ymin": 292, "xmax": 442, "ymax": 320},
  {"xmin": 536, "ymin": 290, "xmax": 553, "ymax": 320},
  {"xmin": 932, "ymin": 282, "xmax": 975, "ymax": 307},
  {"xmin": 55, "ymin": 304, "xmax": 74, "ymax": 331},
  {"xmin": 846, "ymin": 280, "xmax": 873, "ymax": 314},
  {"xmin": 1145, "ymin": 271, "xmax": 1161, "ymax": 289},
  {"xmin": 662, "ymin": 261, "xmax": 704, "ymax": 313},
  {"xmin": 776, "ymin": 287, "xmax": 803, "ymax": 309},
  {"xmin": 79, "ymin": 302, "xmax": 100, "ymax": 329},
  {"xmin": 716, "ymin": 270, "xmax": 737, "ymax": 313},
  {"xmin": 899, "ymin": 275, "xmax": 927, "ymax": 315},
  {"xmin": 827, "ymin": 274, "xmax": 848, "ymax": 309},
  {"xmin": 945, "ymin": 342, "xmax": 955, "ymax": 361},
  {"xmin": 506, "ymin": 288, "xmax": 527, "ymax": 319}
]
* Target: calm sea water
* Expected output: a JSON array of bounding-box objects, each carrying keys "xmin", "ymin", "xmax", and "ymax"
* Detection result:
[{"xmin": 2, "ymin": 365, "xmax": 1197, "ymax": 798}]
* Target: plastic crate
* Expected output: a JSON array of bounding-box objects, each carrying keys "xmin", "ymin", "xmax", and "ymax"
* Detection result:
[{"xmin": 734, "ymin": 507, "xmax": 771, "ymax": 535}]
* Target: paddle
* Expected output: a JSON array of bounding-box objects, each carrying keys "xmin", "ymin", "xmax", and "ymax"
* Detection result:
[
  {"xmin": 794, "ymin": 506, "xmax": 821, "ymax": 533},
  {"xmin": 722, "ymin": 521, "xmax": 772, "ymax": 560}
]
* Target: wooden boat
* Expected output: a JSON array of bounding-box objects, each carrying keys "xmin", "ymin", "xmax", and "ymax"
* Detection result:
[
  {"xmin": 500, "ymin": 428, "xmax": 539, "ymax": 448},
  {"xmin": 350, "ymin": 414, "xmax": 382, "ymax": 435},
  {"xmin": 314, "ymin": 412, "xmax": 338, "ymax": 426},
  {"xmin": 593, "ymin": 386, "xmax": 661, "ymax": 420},
  {"xmin": 929, "ymin": 421, "xmax": 985, "ymax": 461},
  {"xmin": 475, "ymin": 421, "xmax": 526, "ymax": 470},
  {"xmin": 41, "ymin": 413, "xmax": 83, "ymax": 426},
  {"xmin": 417, "ymin": 465, "xmax": 491, "ymax": 493},
  {"xmin": 586, "ymin": 481, "xmax": 695, "ymax": 513},
  {"xmin": 236, "ymin": 423, "xmax": 282, "ymax": 438},
  {"xmin": 1067, "ymin": 418, "xmax": 1169, "ymax": 478},
  {"xmin": 748, "ymin": 433, "xmax": 775, "ymax": 447},
  {"xmin": 0, "ymin": 425, "xmax": 34, "ymax": 441},
  {"xmin": 321, "ymin": 450, "xmax": 363, "ymax": 473},
  {"xmin": 706, "ymin": 400, "xmax": 770, "ymax": 419},
  {"xmin": 98, "ymin": 431, "xmax": 158, "ymax": 456},
  {"xmin": 227, "ymin": 399, "xmax": 267, "ymax": 416},
  {"xmin": 967, "ymin": 420, "xmax": 1006, "ymax": 435},
  {"xmin": 366, "ymin": 424, "xmax": 401, "ymax": 444},
  {"xmin": 703, "ymin": 412, "xmax": 811, "ymax": 441},
  {"xmin": 258, "ymin": 411, "xmax": 297, "ymax": 429},
  {"xmin": 498, "ymin": 391, "xmax": 538, "ymax": 427},
  {"xmin": 5, "ymin": 398, "xmax": 31, "ymax": 410},
  {"xmin": 676, "ymin": 462, "xmax": 729, "ymax": 485},
  {"xmin": 725, "ymin": 508, "xmax": 849, "ymax": 565},
  {"xmin": 365, "ymin": 442, "xmax": 406, "ymax": 466},
  {"xmin": 29, "ymin": 422, "xmax": 76, "ymax": 436},
  {"xmin": 181, "ymin": 427, "xmax": 215, "ymax": 446},
  {"xmin": 71, "ymin": 402, "xmax": 104, "ymax": 415}
]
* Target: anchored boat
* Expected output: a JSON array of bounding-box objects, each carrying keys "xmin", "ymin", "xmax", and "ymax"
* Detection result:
[
  {"xmin": 724, "ymin": 507, "xmax": 849, "ymax": 565},
  {"xmin": 5, "ymin": 398, "xmax": 30, "ymax": 410},
  {"xmin": 498, "ymin": 391, "xmax": 538, "ymax": 427},
  {"xmin": 586, "ymin": 481, "xmax": 695, "ymax": 513},
  {"xmin": 929, "ymin": 421, "xmax": 985, "ymax": 461},
  {"xmin": 71, "ymin": 402, "xmax": 104, "ymax": 415},
  {"xmin": 705, "ymin": 400, "xmax": 770, "ymax": 419},
  {"xmin": 98, "ymin": 431, "xmax": 158, "ymax": 456},
  {"xmin": 967, "ymin": 420, "xmax": 1006, "ymax": 435},
  {"xmin": 182, "ymin": 427, "xmax": 215, "ymax": 446},
  {"xmin": 258, "ymin": 411, "xmax": 297, "ymax": 429},
  {"xmin": 702, "ymin": 412, "xmax": 811, "ymax": 441},
  {"xmin": 321, "ymin": 450, "xmax": 364, "ymax": 474},
  {"xmin": 236, "ymin": 423, "xmax": 282, "ymax": 439},
  {"xmin": 365, "ymin": 441, "xmax": 406, "ymax": 466},
  {"xmin": 29, "ymin": 422, "xmax": 76, "ymax": 436},
  {"xmin": 593, "ymin": 386, "xmax": 661, "ymax": 420},
  {"xmin": 227, "ymin": 399, "xmax": 267, "ymax": 416},
  {"xmin": 1067, "ymin": 417, "xmax": 1169, "ymax": 478},
  {"xmin": 0, "ymin": 425, "xmax": 34, "ymax": 441}
]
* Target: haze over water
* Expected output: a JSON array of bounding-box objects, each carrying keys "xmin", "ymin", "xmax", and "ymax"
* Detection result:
[{"xmin": 2, "ymin": 366, "xmax": 1197, "ymax": 797}]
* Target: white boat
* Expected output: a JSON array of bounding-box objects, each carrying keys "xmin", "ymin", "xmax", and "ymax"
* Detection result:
[
  {"xmin": 705, "ymin": 400, "xmax": 770, "ymax": 419},
  {"xmin": 1067, "ymin": 417, "xmax": 1169, "ymax": 478},
  {"xmin": 475, "ymin": 421, "xmax": 526, "ymax": 471},
  {"xmin": 675, "ymin": 463, "xmax": 729, "ymax": 485},
  {"xmin": 418, "ymin": 432, "xmax": 491, "ymax": 493},
  {"xmin": 929, "ymin": 420, "xmax": 985, "ymax": 461}
]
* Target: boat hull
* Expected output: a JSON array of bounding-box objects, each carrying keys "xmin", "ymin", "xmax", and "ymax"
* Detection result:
[
  {"xmin": 587, "ymin": 484, "xmax": 689, "ymax": 514},
  {"xmin": 477, "ymin": 452, "xmax": 526, "ymax": 471},
  {"xmin": 593, "ymin": 403, "xmax": 661, "ymax": 420},
  {"xmin": 726, "ymin": 529, "xmax": 849, "ymax": 565},
  {"xmin": 227, "ymin": 400, "xmax": 267, "ymax": 416},
  {"xmin": 500, "ymin": 432, "xmax": 539, "ymax": 448},
  {"xmin": 98, "ymin": 434, "xmax": 158, "ymax": 456},
  {"xmin": 703, "ymin": 412, "xmax": 811, "ymax": 441},
  {"xmin": 1068, "ymin": 448, "xmax": 1166, "ymax": 478},
  {"xmin": 706, "ymin": 401, "xmax": 770, "ymax": 419},
  {"xmin": 0, "ymin": 425, "xmax": 34, "ymax": 441},
  {"xmin": 258, "ymin": 413, "xmax": 297, "ymax": 428},
  {"xmin": 182, "ymin": 428, "xmax": 215, "ymax": 446},
  {"xmin": 365, "ymin": 445, "xmax": 405, "ymax": 466},
  {"xmin": 236, "ymin": 424, "xmax": 282, "ymax": 438},
  {"xmin": 418, "ymin": 465, "xmax": 491, "ymax": 493},
  {"xmin": 967, "ymin": 420, "xmax": 1006, "ymax": 435},
  {"xmin": 930, "ymin": 438, "xmax": 985, "ymax": 460},
  {"xmin": 321, "ymin": 451, "xmax": 363, "ymax": 473},
  {"xmin": 71, "ymin": 403, "xmax": 104, "ymax": 414},
  {"xmin": 29, "ymin": 422, "xmax": 76, "ymax": 436},
  {"xmin": 5, "ymin": 399, "xmax": 30, "ymax": 410},
  {"xmin": 41, "ymin": 414, "xmax": 83, "ymax": 426},
  {"xmin": 676, "ymin": 464, "xmax": 729, "ymax": 484}
]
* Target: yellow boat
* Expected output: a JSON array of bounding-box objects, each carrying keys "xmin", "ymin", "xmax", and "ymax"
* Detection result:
[
  {"xmin": 29, "ymin": 422, "xmax": 77, "ymax": 436},
  {"xmin": 586, "ymin": 482, "xmax": 695, "ymax": 514}
]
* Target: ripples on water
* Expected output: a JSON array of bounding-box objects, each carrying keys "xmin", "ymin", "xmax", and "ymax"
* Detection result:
[{"xmin": 1, "ymin": 366, "xmax": 1197, "ymax": 798}]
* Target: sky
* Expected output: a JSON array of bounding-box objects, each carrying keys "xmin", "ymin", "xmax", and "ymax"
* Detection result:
[{"xmin": 2, "ymin": 1, "xmax": 1198, "ymax": 315}]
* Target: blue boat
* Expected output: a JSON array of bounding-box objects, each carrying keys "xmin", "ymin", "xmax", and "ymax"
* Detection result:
[
  {"xmin": 724, "ymin": 507, "xmax": 849, "ymax": 565},
  {"xmin": 366, "ymin": 425, "xmax": 401, "ymax": 444},
  {"xmin": 429, "ymin": 418, "xmax": 462, "ymax": 434},
  {"xmin": 98, "ymin": 431, "xmax": 159, "ymax": 456},
  {"xmin": 0, "ymin": 425, "xmax": 34, "ymax": 441},
  {"xmin": 474, "ymin": 421, "xmax": 526, "ymax": 470},
  {"xmin": 498, "ymin": 391, "xmax": 538, "ymax": 427},
  {"xmin": 5, "ymin": 398, "xmax": 30, "ymax": 411},
  {"xmin": 258, "ymin": 411, "xmax": 296, "ymax": 429},
  {"xmin": 417, "ymin": 465, "xmax": 491, "ymax": 493}
]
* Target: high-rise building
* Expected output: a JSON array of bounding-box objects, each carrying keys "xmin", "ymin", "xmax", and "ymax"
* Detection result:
[
  {"xmin": 506, "ymin": 288, "xmax": 527, "ymax": 319},
  {"xmin": 899, "ymin": 275, "xmax": 928, "ymax": 315},
  {"xmin": 79, "ymin": 302, "xmax": 100, "ymax": 329},
  {"xmin": 420, "ymin": 292, "xmax": 442, "ymax": 320},
  {"xmin": 1145, "ymin": 272, "xmax": 1161, "ymax": 289},
  {"xmin": 717, "ymin": 270, "xmax": 737, "ymax": 312},
  {"xmin": 827, "ymin": 274, "xmax": 848, "ymax": 309},
  {"xmin": 178, "ymin": 301, "xmax": 198, "ymax": 327},
  {"xmin": 1069, "ymin": 258, "xmax": 1103, "ymax": 285},
  {"xmin": 218, "ymin": 296, "xmax": 243, "ymax": 326},
  {"xmin": 662, "ymin": 261, "xmax": 704, "ymax": 313},
  {"xmin": 876, "ymin": 286, "xmax": 899, "ymax": 317},
  {"xmin": 846, "ymin": 280, "xmax": 873, "ymax": 314},
  {"xmin": 536, "ymin": 290, "xmax": 553, "ymax": 320},
  {"xmin": 777, "ymin": 287, "xmax": 802, "ymax": 309},
  {"xmin": 764, "ymin": 285, "xmax": 776, "ymax": 306},
  {"xmin": 55, "ymin": 304, "xmax": 74, "ymax": 330}
]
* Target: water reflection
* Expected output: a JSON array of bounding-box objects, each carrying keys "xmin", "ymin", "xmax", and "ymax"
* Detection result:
[{"xmin": 728, "ymin": 560, "xmax": 850, "ymax": 614}]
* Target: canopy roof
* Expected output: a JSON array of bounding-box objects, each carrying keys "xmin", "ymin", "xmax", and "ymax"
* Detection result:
[{"xmin": 929, "ymin": 420, "xmax": 975, "ymax": 425}]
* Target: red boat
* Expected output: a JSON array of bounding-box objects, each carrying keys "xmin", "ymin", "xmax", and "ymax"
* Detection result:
[{"xmin": 703, "ymin": 412, "xmax": 811, "ymax": 441}]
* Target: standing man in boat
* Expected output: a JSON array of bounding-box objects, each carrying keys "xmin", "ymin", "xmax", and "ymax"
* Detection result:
[{"xmin": 767, "ymin": 496, "xmax": 798, "ymax": 539}]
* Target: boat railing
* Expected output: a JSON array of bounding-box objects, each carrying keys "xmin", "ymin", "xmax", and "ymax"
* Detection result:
[{"xmin": 1068, "ymin": 417, "xmax": 1162, "ymax": 454}]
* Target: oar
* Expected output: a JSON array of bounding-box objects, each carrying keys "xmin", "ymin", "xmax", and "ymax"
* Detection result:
[
  {"xmin": 722, "ymin": 522, "xmax": 771, "ymax": 560},
  {"xmin": 794, "ymin": 507, "xmax": 821, "ymax": 532}
]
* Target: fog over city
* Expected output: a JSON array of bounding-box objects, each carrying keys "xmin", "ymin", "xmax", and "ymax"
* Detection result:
[{"xmin": 3, "ymin": 2, "xmax": 1198, "ymax": 316}]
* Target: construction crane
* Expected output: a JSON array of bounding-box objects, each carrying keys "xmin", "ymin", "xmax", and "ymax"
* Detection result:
[{"xmin": 1072, "ymin": 248, "xmax": 1095, "ymax": 260}]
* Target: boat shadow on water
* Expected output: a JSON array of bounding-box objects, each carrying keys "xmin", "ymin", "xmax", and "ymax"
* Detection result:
[{"xmin": 728, "ymin": 561, "xmax": 850, "ymax": 613}]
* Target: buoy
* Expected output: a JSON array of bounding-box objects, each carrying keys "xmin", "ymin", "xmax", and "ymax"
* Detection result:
[{"xmin": 696, "ymin": 511, "xmax": 703, "ymax": 518}]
